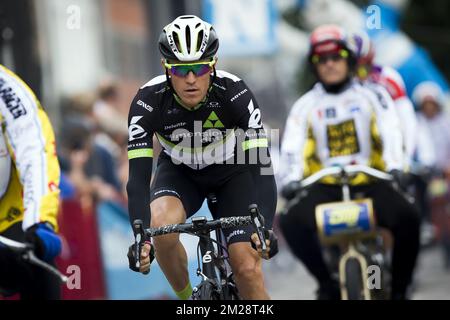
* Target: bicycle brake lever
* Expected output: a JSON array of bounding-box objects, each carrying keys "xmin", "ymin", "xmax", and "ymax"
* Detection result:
[
  {"xmin": 249, "ymin": 204, "xmax": 267, "ymax": 254},
  {"xmin": 133, "ymin": 219, "xmax": 145, "ymax": 270}
]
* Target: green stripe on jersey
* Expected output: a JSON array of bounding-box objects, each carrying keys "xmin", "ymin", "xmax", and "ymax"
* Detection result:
[
  {"xmin": 128, "ymin": 148, "xmax": 153, "ymax": 159},
  {"xmin": 242, "ymin": 138, "xmax": 268, "ymax": 151}
]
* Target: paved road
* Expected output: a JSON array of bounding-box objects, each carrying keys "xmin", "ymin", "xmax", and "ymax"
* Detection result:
[{"xmin": 263, "ymin": 243, "xmax": 450, "ymax": 300}]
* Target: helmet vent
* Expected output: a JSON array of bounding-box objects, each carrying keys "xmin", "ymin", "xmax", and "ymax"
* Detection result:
[
  {"xmin": 195, "ymin": 22, "xmax": 201, "ymax": 28},
  {"xmin": 174, "ymin": 24, "xmax": 180, "ymax": 30},
  {"xmin": 173, "ymin": 32, "xmax": 181, "ymax": 53},
  {"xmin": 185, "ymin": 25, "xmax": 191, "ymax": 54},
  {"xmin": 197, "ymin": 30, "xmax": 204, "ymax": 52}
]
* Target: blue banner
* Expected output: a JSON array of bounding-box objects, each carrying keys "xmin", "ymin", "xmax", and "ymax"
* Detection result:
[{"xmin": 203, "ymin": 0, "xmax": 278, "ymax": 56}]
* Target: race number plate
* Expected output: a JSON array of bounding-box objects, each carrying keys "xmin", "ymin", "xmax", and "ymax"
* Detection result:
[{"xmin": 315, "ymin": 199, "xmax": 375, "ymax": 241}]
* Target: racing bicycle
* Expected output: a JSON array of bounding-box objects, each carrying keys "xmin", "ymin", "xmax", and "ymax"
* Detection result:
[{"xmin": 132, "ymin": 203, "xmax": 268, "ymax": 300}]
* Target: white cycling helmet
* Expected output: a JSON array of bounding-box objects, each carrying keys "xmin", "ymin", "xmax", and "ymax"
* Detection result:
[{"xmin": 158, "ymin": 15, "xmax": 219, "ymax": 62}]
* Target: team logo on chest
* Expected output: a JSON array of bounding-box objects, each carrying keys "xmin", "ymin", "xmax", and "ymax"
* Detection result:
[
  {"xmin": 325, "ymin": 107, "xmax": 336, "ymax": 119},
  {"xmin": 203, "ymin": 111, "xmax": 224, "ymax": 128}
]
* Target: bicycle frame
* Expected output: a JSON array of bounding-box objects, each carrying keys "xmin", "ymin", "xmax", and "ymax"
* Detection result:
[
  {"xmin": 135, "ymin": 207, "xmax": 267, "ymax": 300},
  {"xmin": 193, "ymin": 225, "xmax": 235, "ymax": 299},
  {"xmin": 194, "ymin": 218, "xmax": 225, "ymax": 284}
]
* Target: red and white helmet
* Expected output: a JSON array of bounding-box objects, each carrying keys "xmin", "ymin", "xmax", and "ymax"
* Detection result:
[{"xmin": 309, "ymin": 24, "xmax": 354, "ymax": 55}]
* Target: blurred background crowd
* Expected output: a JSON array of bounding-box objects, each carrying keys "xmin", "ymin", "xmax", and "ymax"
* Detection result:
[{"xmin": 0, "ymin": 0, "xmax": 449, "ymax": 299}]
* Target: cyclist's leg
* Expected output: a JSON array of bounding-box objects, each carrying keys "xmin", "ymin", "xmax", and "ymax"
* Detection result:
[
  {"xmin": 364, "ymin": 181, "xmax": 421, "ymax": 299},
  {"xmin": 214, "ymin": 170, "xmax": 272, "ymax": 299},
  {"xmin": 278, "ymin": 184, "xmax": 341, "ymax": 291},
  {"xmin": 149, "ymin": 155, "xmax": 204, "ymax": 294}
]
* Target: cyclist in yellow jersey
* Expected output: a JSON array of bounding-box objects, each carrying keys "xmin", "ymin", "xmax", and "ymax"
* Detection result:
[
  {"xmin": 0, "ymin": 64, "xmax": 62, "ymax": 299},
  {"xmin": 278, "ymin": 25, "xmax": 420, "ymax": 300}
]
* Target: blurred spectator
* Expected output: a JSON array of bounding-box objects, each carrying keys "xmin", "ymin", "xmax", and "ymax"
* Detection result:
[
  {"xmin": 93, "ymin": 81, "xmax": 128, "ymax": 154},
  {"xmin": 58, "ymin": 94, "xmax": 124, "ymax": 210},
  {"xmin": 93, "ymin": 81, "xmax": 129, "ymax": 194},
  {"xmin": 414, "ymin": 82, "xmax": 450, "ymax": 178}
]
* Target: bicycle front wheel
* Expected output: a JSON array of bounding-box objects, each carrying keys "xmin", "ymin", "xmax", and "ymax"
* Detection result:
[
  {"xmin": 193, "ymin": 281, "xmax": 220, "ymax": 300},
  {"xmin": 344, "ymin": 258, "xmax": 365, "ymax": 300}
]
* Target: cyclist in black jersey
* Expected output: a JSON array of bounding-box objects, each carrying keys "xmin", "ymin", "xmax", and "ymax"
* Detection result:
[{"xmin": 126, "ymin": 15, "xmax": 278, "ymax": 300}]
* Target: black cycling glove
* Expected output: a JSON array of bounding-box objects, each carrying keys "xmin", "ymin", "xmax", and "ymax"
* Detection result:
[
  {"xmin": 281, "ymin": 181, "xmax": 302, "ymax": 201},
  {"xmin": 389, "ymin": 169, "xmax": 411, "ymax": 191},
  {"xmin": 251, "ymin": 229, "xmax": 279, "ymax": 259},
  {"xmin": 127, "ymin": 241, "xmax": 155, "ymax": 274}
]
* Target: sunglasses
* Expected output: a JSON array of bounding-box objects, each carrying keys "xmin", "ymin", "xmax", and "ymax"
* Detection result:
[
  {"xmin": 164, "ymin": 60, "xmax": 216, "ymax": 77},
  {"xmin": 311, "ymin": 50, "xmax": 349, "ymax": 65}
]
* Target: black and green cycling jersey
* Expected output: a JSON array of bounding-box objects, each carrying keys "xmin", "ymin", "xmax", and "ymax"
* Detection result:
[{"xmin": 126, "ymin": 69, "xmax": 274, "ymax": 231}]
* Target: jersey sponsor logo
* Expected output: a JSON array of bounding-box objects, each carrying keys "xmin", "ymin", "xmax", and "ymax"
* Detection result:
[
  {"xmin": 164, "ymin": 122, "xmax": 186, "ymax": 130},
  {"xmin": 203, "ymin": 111, "xmax": 224, "ymax": 128},
  {"xmin": 350, "ymin": 105, "xmax": 361, "ymax": 113},
  {"xmin": 128, "ymin": 142, "xmax": 149, "ymax": 149},
  {"xmin": 171, "ymin": 122, "xmax": 225, "ymax": 144},
  {"xmin": 374, "ymin": 90, "xmax": 388, "ymax": 109},
  {"xmin": 326, "ymin": 119, "xmax": 360, "ymax": 157},
  {"xmin": 155, "ymin": 86, "xmax": 169, "ymax": 94},
  {"xmin": 230, "ymin": 88, "xmax": 248, "ymax": 102},
  {"xmin": 167, "ymin": 107, "xmax": 180, "ymax": 115},
  {"xmin": 247, "ymin": 100, "xmax": 262, "ymax": 129},
  {"xmin": 207, "ymin": 101, "xmax": 221, "ymax": 108},
  {"xmin": 201, "ymin": 128, "xmax": 223, "ymax": 143},
  {"xmin": 128, "ymin": 116, "xmax": 148, "ymax": 141},
  {"xmin": 0, "ymin": 79, "xmax": 27, "ymax": 119},
  {"xmin": 153, "ymin": 189, "xmax": 180, "ymax": 198},
  {"xmin": 1, "ymin": 207, "xmax": 21, "ymax": 223},
  {"xmin": 137, "ymin": 100, "xmax": 153, "ymax": 112},
  {"xmin": 325, "ymin": 107, "xmax": 336, "ymax": 118},
  {"xmin": 212, "ymin": 82, "xmax": 226, "ymax": 91},
  {"xmin": 22, "ymin": 163, "xmax": 36, "ymax": 217}
]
